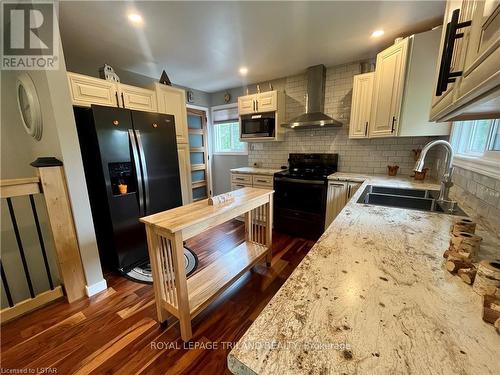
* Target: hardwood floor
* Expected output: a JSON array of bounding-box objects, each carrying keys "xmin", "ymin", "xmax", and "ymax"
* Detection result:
[{"xmin": 0, "ymin": 220, "xmax": 315, "ymax": 374}]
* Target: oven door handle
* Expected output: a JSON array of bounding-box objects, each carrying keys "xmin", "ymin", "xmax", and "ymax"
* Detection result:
[{"xmin": 274, "ymin": 177, "xmax": 325, "ymax": 185}]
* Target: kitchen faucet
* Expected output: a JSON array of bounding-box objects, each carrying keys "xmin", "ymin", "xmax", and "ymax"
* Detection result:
[{"xmin": 414, "ymin": 140, "xmax": 455, "ymax": 202}]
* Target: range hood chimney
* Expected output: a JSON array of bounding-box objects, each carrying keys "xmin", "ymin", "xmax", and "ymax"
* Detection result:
[{"xmin": 282, "ymin": 64, "xmax": 342, "ymax": 129}]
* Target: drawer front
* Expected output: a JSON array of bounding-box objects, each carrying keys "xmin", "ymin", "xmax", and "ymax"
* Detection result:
[
  {"xmin": 231, "ymin": 173, "xmax": 252, "ymax": 184},
  {"xmin": 231, "ymin": 182, "xmax": 251, "ymax": 191},
  {"xmin": 252, "ymin": 175, "xmax": 273, "ymax": 187}
]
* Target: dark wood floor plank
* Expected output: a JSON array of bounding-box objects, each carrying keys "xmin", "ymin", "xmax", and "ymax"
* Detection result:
[{"xmin": 0, "ymin": 220, "xmax": 314, "ymax": 374}]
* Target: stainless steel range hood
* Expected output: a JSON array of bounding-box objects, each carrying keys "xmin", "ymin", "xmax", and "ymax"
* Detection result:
[{"xmin": 282, "ymin": 64, "xmax": 342, "ymax": 129}]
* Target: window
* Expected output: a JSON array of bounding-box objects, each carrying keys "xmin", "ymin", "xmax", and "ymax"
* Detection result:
[
  {"xmin": 213, "ymin": 121, "xmax": 247, "ymax": 154},
  {"xmin": 211, "ymin": 105, "xmax": 247, "ymax": 155},
  {"xmin": 450, "ymin": 119, "xmax": 500, "ymax": 178}
]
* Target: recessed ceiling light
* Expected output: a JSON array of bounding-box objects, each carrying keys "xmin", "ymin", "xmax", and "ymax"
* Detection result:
[
  {"xmin": 239, "ymin": 67, "xmax": 248, "ymax": 76},
  {"xmin": 371, "ymin": 30, "xmax": 384, "ymax": 38},
  {"xmin": 128, "ymin": 13, "xmax": 143, "ymax": 25}
]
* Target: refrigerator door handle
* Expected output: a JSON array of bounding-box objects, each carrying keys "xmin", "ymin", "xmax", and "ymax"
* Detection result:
[
  {"xmin": 134, "ymin": 129, "xmax": 150, "ymax": 214},
  {"xmin": 128, "ymin": 129, "xmax": 145, "ymax": 216}
]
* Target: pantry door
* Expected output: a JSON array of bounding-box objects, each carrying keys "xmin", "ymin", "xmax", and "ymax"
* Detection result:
[{"xmin": 187, "ymin": 108, "xmax": 211, "ymax": 201}]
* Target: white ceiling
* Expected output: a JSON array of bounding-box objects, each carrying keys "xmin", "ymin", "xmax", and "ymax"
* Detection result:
[{"xmin": 59, "ymin": 1, "xmax": 445, "ymax": 93}]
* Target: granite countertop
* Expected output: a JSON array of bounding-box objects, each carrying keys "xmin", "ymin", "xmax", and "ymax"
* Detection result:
[
  {"xmin": 327, "ymin": 172, "xmax": 438, "ymax": 185},
  {"xmin": 231, "ymin": 167, "xmax": 283, "ymax": 176},
  {"xmin": 228, "ymin": 175, "xmax": 500, "ymax": 375}
]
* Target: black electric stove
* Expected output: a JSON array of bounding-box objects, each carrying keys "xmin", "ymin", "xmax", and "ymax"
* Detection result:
[{"xmin": 273, "ymin": 153, "xmax": 338, "ymax": 240}]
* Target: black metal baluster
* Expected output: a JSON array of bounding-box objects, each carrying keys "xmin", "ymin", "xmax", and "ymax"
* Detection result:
[
  {"xmin": 0, "ymin": 260, "xmax": 14, "ymax": 307},
  {"xmin": 6, "ymin": 198, "xmax": 35, "ymax": 298},
  {"xmin": 29, "ymin": 195, "xmax": 54, "ymax": 290}
]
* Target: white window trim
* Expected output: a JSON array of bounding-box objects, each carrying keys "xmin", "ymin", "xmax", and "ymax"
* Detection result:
[
  {"xmin": 210, "ymin": 104, "xmax": 248, "ymax": 156},
  {"xmin": 451, "ymin": 120, "xmax": 500, "ymax": 180}
]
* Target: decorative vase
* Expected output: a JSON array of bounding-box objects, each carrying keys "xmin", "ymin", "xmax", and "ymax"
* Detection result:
[
  {"xmin": 414, "ymin": 168, "xmax": 428, "ymax": 181},
  {"xmin": 387, "ymin": 165, "xmax": 399, "ymax": 176},
  {"xmin": 412, "ymin": 148, "xmax": 422, "ymax": 161}
]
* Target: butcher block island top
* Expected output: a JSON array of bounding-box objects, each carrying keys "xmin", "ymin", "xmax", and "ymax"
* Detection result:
[
  {"xmin": 228, "ymin": 177, "xmax": 500, "ymax": 375},
  {"xmin": 141, "ymin": 187, "xmax": 273, "ymax": 235},
  {"xmin": 140, "ymin": 187, "xmax": 274, "ymax": 341}
]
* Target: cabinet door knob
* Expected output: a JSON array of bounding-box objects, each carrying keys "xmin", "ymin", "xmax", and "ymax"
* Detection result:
[
  {"xmin": 152, "ymin": 123, "xmax": 158, "ymax": 128},
  {"xmin": 112, "ymin": 120, "xmax": 119, "ymax": 126}
]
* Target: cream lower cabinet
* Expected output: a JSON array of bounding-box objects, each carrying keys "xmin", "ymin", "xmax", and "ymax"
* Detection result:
[
  {"xmin": 230, "ymin": 173, "xmax": 273, "ymax": 191},
  {"xmin": 325, "ymin": 181, "xmax": 362, "ymax": 228},
  {"xmin": 177, "ymin": 143, "xmax": 193, "ymax": 204}
]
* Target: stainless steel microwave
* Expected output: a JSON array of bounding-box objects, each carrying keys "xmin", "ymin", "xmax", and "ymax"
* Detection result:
[{"xmin": 240, "ymin": 112, "xmax": 276, "ymax": 138}]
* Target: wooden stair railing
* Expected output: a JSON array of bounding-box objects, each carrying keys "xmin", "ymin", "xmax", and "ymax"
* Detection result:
[{"xmin": 0, "ymin": 157, "xmax": 87, "ymax": 323}]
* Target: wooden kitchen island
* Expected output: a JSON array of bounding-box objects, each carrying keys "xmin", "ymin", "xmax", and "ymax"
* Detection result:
[{"xmin": 140, "ymin": 187, "xmax": 274, "ymax": 341}]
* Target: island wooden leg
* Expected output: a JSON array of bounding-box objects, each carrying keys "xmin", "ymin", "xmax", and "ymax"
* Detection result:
[
  {"xmin": 171, "ymin": 232, "xmax": 192, "ymax": 341},
  {"xmin": 245, "ymin": 210, "xmax": 252, "ymax": 242},
  {"xmin": 265, "ymin": 199, "xmax": 273, "ymax": 267},
  {"xmin": 145, "ymin": 226, "xmax": 169, "ymax": 323}
]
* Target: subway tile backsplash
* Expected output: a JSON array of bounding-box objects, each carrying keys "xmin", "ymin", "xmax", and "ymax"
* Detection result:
[{"xmin": 248, "ymin": 61, "xmax": 442, "ymax": 177}]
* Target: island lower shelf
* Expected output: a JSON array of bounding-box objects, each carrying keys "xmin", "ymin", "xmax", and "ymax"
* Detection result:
[{"xmin": 186, "ymin": 241, "xmax": 268, "ymax": 318}]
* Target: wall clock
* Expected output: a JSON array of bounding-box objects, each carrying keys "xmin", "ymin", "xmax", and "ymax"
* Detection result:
[{"xmin": 16, "ymin": 73, "xmax": 43, "ymax": 141}]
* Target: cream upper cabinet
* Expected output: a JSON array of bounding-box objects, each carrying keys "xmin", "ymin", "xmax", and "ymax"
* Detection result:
[
  {"xmin": 369, "ymin": 38, "xmax": 409, "ymax": 138},
  {"xmin": 67, "ymin": 72, "xmax": 119, "ymax": 108},
  {"xmin": 457, "ymin": 1, "xmax": 500, "ymax": 112},
  {"xmin": 430, "ymin": 0, "xmax": 499, "ymax": 121},
  {"xmin": 349, "ymin": 72, "xmax": 374, "ymax": 138},
  {"xmin": 238, "ymin": 91, "xmax": 278, "ymax": 115},
  {"xmin": 118, "ymin": 84, "xmax": 157, "ymax": 112},
  {"xmin": 238, "ymin": 94, "xmax": 257, "ymax": 115},
  {"xmin": 350, "ymin": 29, "xmax": 449, "ymax": 139},
  {"xmin": 255, "ymin": 91, "xmax": 278, "ymax": 112},
  {"xmin": 177, "ymin": 143, "xmax": 193, "ymax": 204},
  {"xmin": 156, "ymin": 83, "xmax": 189, "ymax": 144},
  {"xmin": 68, "ymin": 72, "xmax": 158, "ymax": 112}
]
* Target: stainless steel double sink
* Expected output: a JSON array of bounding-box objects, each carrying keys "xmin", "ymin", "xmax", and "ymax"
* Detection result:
[{"xmin": 357, "ymin": 185, "xmax": 467, "ymax": 216}]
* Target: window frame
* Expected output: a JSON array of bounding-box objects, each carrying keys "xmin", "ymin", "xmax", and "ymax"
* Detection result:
[
  {"xmin": 450, "ymin": 119, "xmax": 500, "ymax": 180},
  {"xmin": 211, "ymin": 104, "xmax": 248, "ymax": 156}
]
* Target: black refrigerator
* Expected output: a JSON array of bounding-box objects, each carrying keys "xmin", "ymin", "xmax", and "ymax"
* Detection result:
[{"xmin": 74, "ymin": 105, "xmax": 182, "ymax": 271}]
